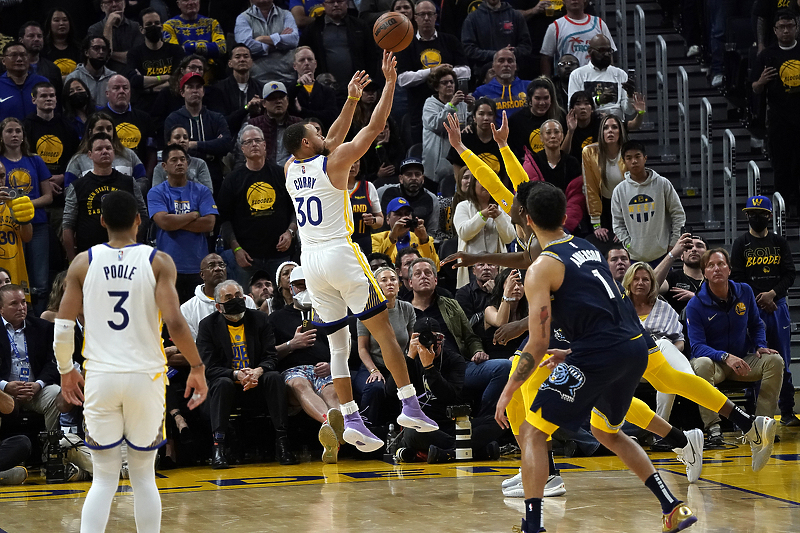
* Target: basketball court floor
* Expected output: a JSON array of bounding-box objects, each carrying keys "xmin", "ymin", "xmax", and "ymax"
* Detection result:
[{"xmin": 1, "ymin": 425, "xmax": 798, "ymax": 532}]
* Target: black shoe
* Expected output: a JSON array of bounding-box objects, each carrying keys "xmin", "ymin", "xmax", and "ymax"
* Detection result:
[
  {"xmin": 276, "ymin": 436, "xmax": 299, "ymax": 465},
  {"xmin": 212, "ymin": 442, "xmax": 231, "ymax": 469},
  {"xmin": 484, "ymin": 441, "xmax": 500, "ymax": 461},
  {"xmin": 427, "ymin": 445, "xmax": 456, "ymax": 464},
  {"xmin": 780, "ymin": 413, "xmax": 800, "ymax": 427},
  {"xmin": 650, "ymin": 438, "xmax": 673, "ymax": 452}
]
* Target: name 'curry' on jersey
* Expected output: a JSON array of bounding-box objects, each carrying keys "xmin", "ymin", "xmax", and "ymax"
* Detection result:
[
  {"xmin": 540, "ymin": 235, "xmax": 642, "ymax": 352},
  {"xmin": 285, "ymin": 155, "xmax": 353, "ymax": 245}
]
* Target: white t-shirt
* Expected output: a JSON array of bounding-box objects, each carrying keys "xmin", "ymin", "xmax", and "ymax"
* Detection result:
[
  {"xmin": 540, "ymin": 15, "xmax": 616, "ymax": 68},
  {"xmin": 568, "ymin": 64, "xmax": 633, "ymax": 120}
]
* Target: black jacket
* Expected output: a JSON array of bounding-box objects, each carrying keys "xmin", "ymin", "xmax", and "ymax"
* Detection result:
[
  {"xmin": 405, "ymin": 345, "xmax": 465, "ymax": 423},
  {"xmin": 197, "ymin": 309, "xmax": 279, "ymax": 383},
  {"xmin": 0, "ymin": 316, "xmax": 59, "ymax": 386},
  {"xmin": 299, "ymin": 16, "xmax": 378, "ymax": 86},
  {"xmin": 286, "ymin": 81, "xmax": 339, "ymax": 129},
  {"xmin": 213, "ymin": 75, "xmax": 264, "ymax": 134}
]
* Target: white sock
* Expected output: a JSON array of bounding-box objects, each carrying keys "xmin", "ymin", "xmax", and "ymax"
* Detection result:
[
  {"xmin": 341, "ymin": 401, "xmax": 359, "ymax": 415},
  {"xmin": 81, "ymin": 447, "xmax": 122, "ymax": 533},
  {"xmin": 127, "ymin": 448, "xmax": 161, "ymax": 533},
  {"xmin": 397, "ymin": 384, "xmax": 416, "ymax": 400}
]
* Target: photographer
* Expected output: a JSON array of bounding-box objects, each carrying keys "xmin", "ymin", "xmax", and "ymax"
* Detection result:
[
  {"xmin": 371, "ymin": 197, "xmax": 439, "ymax": 268},
  {"xmin": 395, "ymin": 318, "xmax": 502, "ymax": 464},
  {"xmin": 0, "ymin": 388, "xmax": 30, "ymax": 485}
]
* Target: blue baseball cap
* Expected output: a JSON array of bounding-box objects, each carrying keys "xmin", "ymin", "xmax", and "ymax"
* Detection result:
[
  {"xmin": 743, "ymin": 195, "xmax": 772, "ymax": 213},
  {"xmin": 400, "ymin": 157, "xmax": 424, "ymax": 174},
  {"xmin": 386, "ymin": 197, "xmax": 412, "ymax": 214}
]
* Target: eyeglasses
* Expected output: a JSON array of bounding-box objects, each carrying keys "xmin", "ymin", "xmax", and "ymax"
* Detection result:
[
  {"xmin": 415, "ymin": 12, "xmax": 436, "ymax": 18},
  {"xmin": 241, "ymin": 138, "xmax": 265, "ymax": 146},
  {"xmin": 203, "ymin": 261, "xmax": 226, "ymax": 270},
  {"xmin": 439, "ymin": 79, "xmax": 455, "ymax": 85},
  {"xmin": 3, "ymin": 53, "xmax": 27, "ymax": 59},
  {"xmin": 775, "ymin": 23, "xmax": 797, "ymax": 31}
]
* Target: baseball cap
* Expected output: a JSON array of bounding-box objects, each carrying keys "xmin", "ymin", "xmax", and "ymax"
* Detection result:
[
  {"xmin": 399, "ymin": 157, "xmax": 424, "ymax": 174},
  {"xmin": 263, "ymin": 81, "xmax": 288, "ymax": 99},
  {"xmin": 289, "ymin": 266, "xmax": 305, "ymax": 284},
  {"xmin": 249, "ymin": 270, "xmax": 270, "ymax": 288},
  {"xmin": 386, "ymin": 197, "xmax": 412, "ymax": 215},
  {"xmin": 179, "ymin": 72, "xmax": 205, "ymax": 91},
  {"xmin": 743, "ymin": 195, "xmax": 772, "ymax": 213}
]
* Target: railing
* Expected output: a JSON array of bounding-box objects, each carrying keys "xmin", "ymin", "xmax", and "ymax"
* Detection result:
[
  {"xmin": 723, "ymin": 129, "xmax": 737, "ymax": 246},
  {"xmin": 655, "ymin": 35, "xmax": 674, "ymax": 162},
  {"xmin": 633, "ymin": 5, "xmax": 647, "ymax": 100},
  {"xmin": 598, "ymin": 0, "xmax": 608, "ymax": 23},
  {"xmin": 699, "ymin": 98, "xmax": 718, "ymax": 228},
  {"xmin": 747, "ymin": 160, "xmax": 761, "ymax": 199},
  {"xmin": 773, "ymin": 192, "xmax": 786, "ymax": 237},
  {"xmin": 676, "ymin": 66, "xmax": 692, "ymax": 192},
  {"xmin": 615, "ymin": 0, "xmax": 628, "ymax": 70}
]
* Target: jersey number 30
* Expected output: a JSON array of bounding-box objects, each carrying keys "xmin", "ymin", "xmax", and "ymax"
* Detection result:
[
  {"xmin": 295, "ymin": 196, "xmax": 322, "ymax": 227},
  {"xmin": 107, "ymin": 291, "xmax": 130, "ymax": 330}
]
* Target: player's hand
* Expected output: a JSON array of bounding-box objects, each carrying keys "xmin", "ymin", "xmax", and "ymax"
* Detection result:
[
  {"xmin": 234, "ymin": 246, "xmax": 253, "ymax": 268},
  {"xmin": 314, "ymin": 362, "xmax": 331, "ymax": 377},
  {"xmin": 366, "ymin": 369, "xmax": 385, "ymax": 383},
  {"xmin": 441, "ymin": 251, "xmax": 477, "ymax": 268},
  {"xmin": 292, "ymin": 325, "xmax": 317, "ymax": 349},
  {"xmin": 669, "ymin": 287, "xmax": 695, "ymax": 302},
  {"xmin": 381, "ymin": 50, "xmax": 397, "ymax": 85},
  {"xmin": 490, "ymin": 110, "xmax": 510, "ymax": 147},
  {"xmin": 538, "ymin": 348, "xmax": 571, "ymax": 370},
  {"xmin": 724, "ymin": 354, "xmax": 751, "ymax": 377},
  {"xmin": 276, "ymin": 230, "xmax": 293, "ymax": 252},
  {"xmin": 348, "ymin": 70, "xmax": 371, "ymax": 99},
  {"xmin": 471, "ymin": 351, "xmax": 489, "ymax": 363},
  {"xmin": 185, "ymin": 366, "xmax": 208, "ymax": 409},
  {"xmin": 495, "ymin": 387, "xmax": 513, "ymax": 429},
  {"xmin": 593, "ymin": 227, "xmax": 610, "ymax": 242},
  {"xmin": 444, "ymin": 113, "xmax": 465, "ymax": 152},
  {"xmin": 60, "ymin": 369, "xmax": 85, "ymax": 407}
]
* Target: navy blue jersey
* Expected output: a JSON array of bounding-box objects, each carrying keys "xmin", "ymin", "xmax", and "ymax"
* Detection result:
[{"xmin": 541, "ymin": 236, "xmax": 642, "ymax": 352}]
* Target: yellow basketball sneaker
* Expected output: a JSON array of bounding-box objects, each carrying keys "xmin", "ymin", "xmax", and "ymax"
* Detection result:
[{"xmin": 662, "ymin": 503, "xmax": 697, "ymax": 533}]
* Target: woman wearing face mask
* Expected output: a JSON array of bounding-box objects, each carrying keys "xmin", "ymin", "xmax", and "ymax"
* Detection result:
[
  {"xmin": 151, "ymin": 125, "xmax": 214, "ymax": 192},
  {"xmin": 270, "ymin": 261, "xmax": 298, "ymax": 313},
  {"xmin": 582, "ymin": 114, "xmax": 628, "ymax": 254},
  {"xmin": 62, "ymin": 79, "xmax": 96, "ymax": 140},
  {"xmin": 64, "ymin": 113, "xmax": 147, "ymax": 190},
  {"xmin": 508, "ymin": 77, "xmax": 564, "ymax": 158},
  {"xmin": 356, "ymin": 266, "xmax": 416, "ymax": 426}
]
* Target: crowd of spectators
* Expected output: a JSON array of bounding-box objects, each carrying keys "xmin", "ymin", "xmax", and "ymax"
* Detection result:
[{"xmin": 0, "ymin": 0, "xmax": 797, "ymax": 484}]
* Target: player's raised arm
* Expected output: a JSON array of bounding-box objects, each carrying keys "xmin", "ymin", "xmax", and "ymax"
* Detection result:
[
  {"xmin": 54, "ymin": 252, "xmax": 89, "ymax": 406},
  {"xmin": 326, "ymin": 51, "xmax": 397, "ymax": 187},
  {"xmin": 152, "ymin": 251, "xmax": 208, "ymax": 409},
  {"xmin": 323, "ymin": 70, "xmax": 372, "ymax": 152}
]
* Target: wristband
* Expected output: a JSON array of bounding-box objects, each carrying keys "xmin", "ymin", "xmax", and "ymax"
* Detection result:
[
  {"xmin": 233, "ymin": 246, "xmax": 243, "ymax": 253},
  {"xmin": 423, "ymin": 364, "xmax": 434, "ymax": 371},
  {"xmin": 593, "ymin": 223, "xmax": 601, "ymax": 230},
  {"xmin": 667, "ymin": 251, "xmax": 674, "ymax": 259},
  {"xmin": 286, "ymin": 340, "xmax": 292, "ymax": 351},
  {"xmin": 369, "ymin": 368, "xmax": 379, "ymax": 374},
  {"xmin": 447, "ymin": 102, "xmax": 456, "ymax": 109},
  {"xmin": 479, "ymin": 211, "xmax": 488, "ymax": 221},
  {"xmin": 502, "ymin": 296, "xmax": 518, "ymax": 302},
  {"xmin": 638, "ymin": 110, "xmax": 646, "ymax": 115},
  {"xmin": 157, "ymin": 75, "xmax": 162, "ymax": 82},
  {"xmin": 348, "ymin": 95, "xmax": 360, "ymax": 102},
  {"xmin": 191, "ymin": 362, "xmax": 204, "ymax": 369}
]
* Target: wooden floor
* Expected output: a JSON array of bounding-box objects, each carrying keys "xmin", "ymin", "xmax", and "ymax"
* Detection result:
[{"xmin": 2, "ymin": 426, "xmax": 799, "ymax": 532}]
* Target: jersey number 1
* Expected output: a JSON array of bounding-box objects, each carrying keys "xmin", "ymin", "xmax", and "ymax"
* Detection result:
[
  {"xmin": 295, "ymin": 196, "xmax": 322, "ymax": 227},
  {"xmin": 592, "ymin": 269, "xmax": 616, "ymax": 299},
  {"xmin": 107, "ymin": 291, "xmax": 130, "ymax": 330}
]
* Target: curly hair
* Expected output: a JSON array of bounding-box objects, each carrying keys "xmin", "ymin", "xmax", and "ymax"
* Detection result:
[{"xmin": 427, "ymin": 66, "xmax": 457, "ymax": 91}]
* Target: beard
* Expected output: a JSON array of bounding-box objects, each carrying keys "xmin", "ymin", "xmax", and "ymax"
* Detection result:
[
  {"xmin": 318, "ymin": 145, "xmax": 330, "ymax": 156},
  {"xmin": 223, "ymin": 312, "xmax": 245, "ymax": 322}
]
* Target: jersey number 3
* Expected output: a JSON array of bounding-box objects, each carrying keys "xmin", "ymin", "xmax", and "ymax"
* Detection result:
[
  {"xmin": 295, "ymin": 196, "xmax": 322, "ymax": 227},
  {"xmin": 107, "ymin": 291, "xmax": 130, "ymax": 330}
]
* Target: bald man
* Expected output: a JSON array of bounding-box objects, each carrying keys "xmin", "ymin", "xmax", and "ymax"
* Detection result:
[{"xmin": 103, "ymin": 74, "xmax": 155, "ymax": 179}]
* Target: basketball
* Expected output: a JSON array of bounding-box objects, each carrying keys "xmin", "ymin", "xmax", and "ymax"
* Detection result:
[{"xmin": 373, "ymin": 12, "xmax": 413, "ymax": 53}]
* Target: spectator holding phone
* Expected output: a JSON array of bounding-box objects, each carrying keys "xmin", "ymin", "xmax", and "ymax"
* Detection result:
[{"xmin": 371, "ymin": 197, "xmax": 439, "ymax": 269}]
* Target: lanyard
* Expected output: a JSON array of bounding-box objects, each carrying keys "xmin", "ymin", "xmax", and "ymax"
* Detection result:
[{"xmin": 6, "ymin": 326, "xmax": 28, "ymax": 364}]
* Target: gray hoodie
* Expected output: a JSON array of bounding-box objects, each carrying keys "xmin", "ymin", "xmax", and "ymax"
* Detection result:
[{"xmin": 611, "ymin": 168, "xmax": 685, "ymax": 262}]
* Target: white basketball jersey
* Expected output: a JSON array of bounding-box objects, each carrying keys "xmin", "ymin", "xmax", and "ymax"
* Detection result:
[
  {"xmin": 286, "ymin": 155, "xmax": 352, "ymax": 245},
  {"xmin": 82, "ymin": 244, "xmax": 166, "ymax": 373}
]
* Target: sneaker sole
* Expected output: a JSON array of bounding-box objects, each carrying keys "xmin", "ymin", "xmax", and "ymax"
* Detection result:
[
  {"xmin": 502, "ymin": 484, "xmax": 524, "ymax": 498},
  {"xmin": 397, "ymin": 413, "xmax": 438, "ymax": 432},
  {"xmin": 327, "ymin": 408, "xmax": 345, "ymax": 444},
  {"xmin": 683, "ymin": 429, "xmax": 704, "ymax": 484},
  {"xmin": 343, "ymin": 427, "xmax": 384, "ymax": 453},
  {"xmin": 665, "ymin": 515, "xmax": 698, "ymax": 533},
  {"xmin": 319, "ymin": 424, "xmax": 339, "ymax": 464},
  {"xmin": 752, "ymin": 418, "xmax": 777, "ymax": 472},
  {"xmin": 544, "ymin": 483, "xmax": 566, "ymax": 497},
  {"xmin": 501, "ymin": 471, "xmax": 522, "ymax": 489}
]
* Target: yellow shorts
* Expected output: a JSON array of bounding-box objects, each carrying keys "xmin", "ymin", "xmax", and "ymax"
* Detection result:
[{"xmin": 507, "ymin": 352, "xmax": 553, "ymax": 435}]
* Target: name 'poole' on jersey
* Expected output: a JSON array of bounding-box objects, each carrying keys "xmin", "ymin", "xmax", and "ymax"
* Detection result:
[
  {"xmin": 540, "ymin": 235, "xmax": 643, "ymax": 353},
  {"xmin": 285, "ymin": 154, "xmax": 353, "ymax": 245}
]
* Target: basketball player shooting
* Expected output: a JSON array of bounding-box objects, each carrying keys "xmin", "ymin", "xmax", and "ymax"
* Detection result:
[
  {"xmin": 55, "ymin": 190, "xmax": 208, "ymax": 532},
  {"xmin": 283, "ymin": 51, "xmax": 437, "ymax": 452}
]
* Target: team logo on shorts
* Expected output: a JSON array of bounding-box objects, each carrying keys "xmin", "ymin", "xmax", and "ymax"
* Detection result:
[{"xmin": 540, "ymin": 363, "xmax": 585, "ymax": 403}]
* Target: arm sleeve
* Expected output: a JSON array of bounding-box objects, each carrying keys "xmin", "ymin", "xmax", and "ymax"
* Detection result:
[
  {"xmin": 207, "ymin": 19, "xmax": 227, "ymax": 58},
  {"xmin": 460, "ymin": 149, "xmax": 515, "ymax": 212},
  {"xmin": 500, "ymin": 145, "xmax": 529, "ymax": 191},
  {"xmin": 275, "ymin": 11, "xmax": 300, "ymax": 50},
  {"xmin": 582, "ymin": 147, "xmax": 603, "ymax": 225},
  {"xmin": 567, "ymin": 69, "xmax": 582, "ymax": 107},
  {"xmin": 197, "ymin": 320, "xmax": 234, "ymax": 382},
  {"xmin": 772, "ymin": 236, "xmax": 796, "ymax": 300},
  {"xmin": 34, "ymin": 156, "xmax": 52, "ymax": 181},
  {"xmin": 132, "ymin": 179, "xmax": 148, "ymax": 219},
  {"xmin": 257, "ymin": 318, "xmax": 278, "ymax": 372},
  {"xmin": 422, "ymin": 353, "xmax": 465, "ymax": 402},
  {"xmin": 456, "ymin": 304, "xmax": 484, "ymax": 356},
  {"xmin": 367, "ymin": 181, "xmax": 381, "ymax": 213},
  {"xmin": 539, "ymin": 23, "xmax": 556, "ymax": 56}
]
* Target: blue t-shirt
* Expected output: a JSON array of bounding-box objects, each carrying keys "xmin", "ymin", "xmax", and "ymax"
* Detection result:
[
  {"xmin": 147, "ymin": 180, "xmax": 218, "ymax": 274},
  {"xmin": 289, "ymin": 0, "xmax": 325, "ymax": 17},
  {"xmin": 0, "ymin": 154, "xmax": 52, "ymax": 224}
]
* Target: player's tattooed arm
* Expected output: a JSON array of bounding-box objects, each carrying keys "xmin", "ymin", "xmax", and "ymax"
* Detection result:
[
  {"xmin": 511, "ymin": 351, "xmax": 536, "ymax": 382},
  {"xmin": 539, "ymin": 306, "xmax": 549, "ymax": 338}
]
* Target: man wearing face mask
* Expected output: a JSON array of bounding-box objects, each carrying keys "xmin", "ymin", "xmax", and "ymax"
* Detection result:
[
  {"xmin": 267, "ymin": 267, "xmax": 346, "ymax": 464},
  {"xmin": 730, "ymin": 196, "xmax": 799, "ymax": 426},
  {"xmin": 197, "ymin": 280, "xmax": 297, "ymax": 468},
  {"xmin": 65, "ymin": 36, "xmax": 117, "ymax": 107},
  {"xmin": 567, "ymin": 35, "xmax": 642, "ymax": 127},
  {"xmin": 126, "ymin": 8, "xmax": 185, "ymax": 113}
]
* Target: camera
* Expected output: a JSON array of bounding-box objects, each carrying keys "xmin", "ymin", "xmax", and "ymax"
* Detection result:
[
  {"xmin": 416, "ymin": 317, "xmax": 440, "ymax": 351},
  {"xmin": 40, "ymin": 429, "xmax": 68, "ymax": 483},
  {"xmin": 446, "ymin": 405, "xmax": 471, "ymax": 419},
  {"xmin": 2, "ymin": 187, "xmax": 26, "ymax": 200},
  {"xmin": 405, "ymin": 216, "xmax": 419, "ymax": 230}
]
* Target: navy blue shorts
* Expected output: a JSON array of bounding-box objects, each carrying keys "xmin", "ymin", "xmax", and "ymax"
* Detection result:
[{"xmin": 529, "ymin": 335, "xmax": 649, "ymax": 434}]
